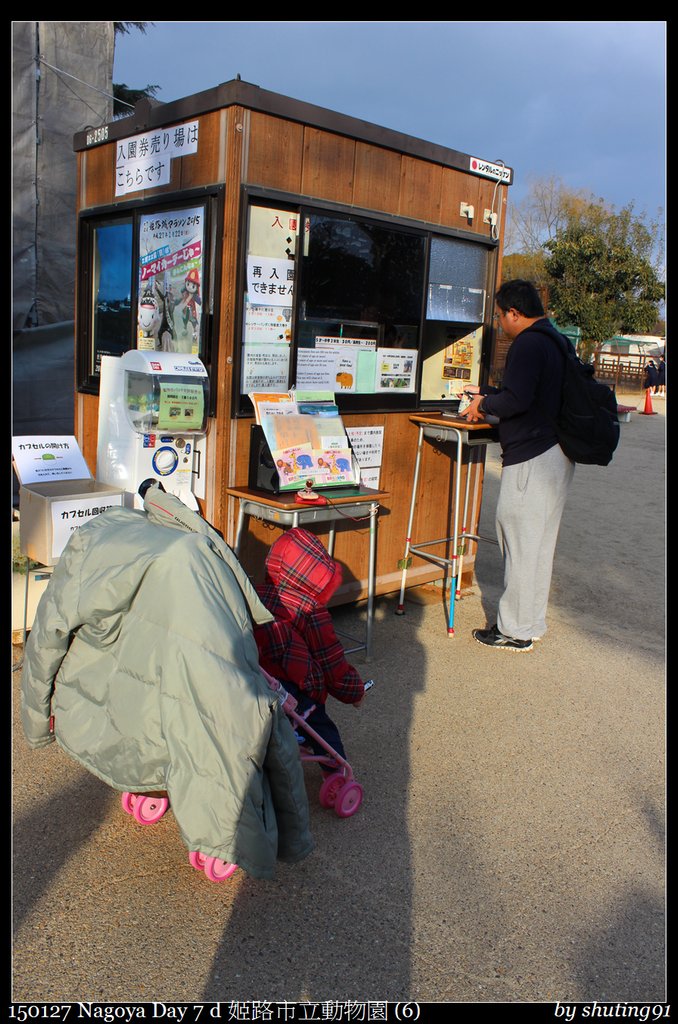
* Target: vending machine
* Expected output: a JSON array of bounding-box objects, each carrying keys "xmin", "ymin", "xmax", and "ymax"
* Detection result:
[{"xmin": 96, "ymin": 350, "xmax": 209, "ymax": 509}]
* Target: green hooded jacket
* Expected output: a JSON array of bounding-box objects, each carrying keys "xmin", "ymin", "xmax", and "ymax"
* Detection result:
[{"xmin": 21, "ymin": 488, "xmax": 314, "ymax": 879}]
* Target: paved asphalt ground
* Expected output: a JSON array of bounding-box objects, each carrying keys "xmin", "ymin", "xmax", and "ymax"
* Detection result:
[{"xmin": 11, "ymin": 391, "xmax": 666, "ymax": 1008}]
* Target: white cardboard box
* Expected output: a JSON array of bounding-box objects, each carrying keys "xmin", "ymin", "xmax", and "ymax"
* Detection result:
[
  {"xmin": 19, "ymin": 479, "xmax": 125, "ymax": 565},
  {"xmin": 13, "ymin": 435, "xmax": 125, "ymax": 565}
]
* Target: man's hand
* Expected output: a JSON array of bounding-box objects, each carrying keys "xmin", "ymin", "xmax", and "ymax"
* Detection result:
[{"xmin": 459, "ymin": 394, "xmax": 486, "ymax": 423}]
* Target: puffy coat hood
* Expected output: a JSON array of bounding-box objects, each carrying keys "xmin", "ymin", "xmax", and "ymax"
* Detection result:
[
  {"xmin": 262, "ymin": 528, "xmax": 343, "ymax": 616},
  {"xmin": 21, "ymin": 489, "xmax": 313, "ymax": 879}
]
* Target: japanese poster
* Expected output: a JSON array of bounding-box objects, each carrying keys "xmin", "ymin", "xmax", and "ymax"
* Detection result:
[
  {"xmin": 243, "ymin": 304, "xmax": 292, "ymax": 345},
  {"xmin": 241, "ymin": 206, "xmax": 299, "ymax": 396},
  {"xmin": 137, "ymin": 206, "xmax": 205, "ymax": 355}
]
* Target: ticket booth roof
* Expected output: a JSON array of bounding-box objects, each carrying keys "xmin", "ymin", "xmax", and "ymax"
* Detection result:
[{"xmin": 73, "ymin": 77, "xmax": 513, "ymax": 185}]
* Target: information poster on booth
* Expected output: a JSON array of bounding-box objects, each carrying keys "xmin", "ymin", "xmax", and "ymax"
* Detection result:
[
  {"xmin": 137, "ymin": 206, "xmax": 205, "ymax": 355},
  {"xmin": 157, "ymin": 382, "xmax": 205, "ymax": 431},
  {"xmin": 241, "ymin": 206, "xmax": 299, "ymax": 395}
]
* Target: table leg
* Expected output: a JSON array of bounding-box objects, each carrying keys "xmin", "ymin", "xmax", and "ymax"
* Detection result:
[
  {"xmin": 23, "ymin": 569, "xmax": 30, "ymax": 648},
  {"xmin": 395, "ymin": 425, "xmax": 425, "ymax": 615},
  {"xmin": 455, "ymin": 446, "xmax": 476, "ymax": 600},
  {"xmin": 366, "ymin": 502, "xmax": 378, "ymax": 656},
  {"xmin": 233, "ymin": 502, "xmax": 246, "ymax": 557},
  {"xmin": 446, "ymin": 429, "xmax": 463, "ymax": 637}
]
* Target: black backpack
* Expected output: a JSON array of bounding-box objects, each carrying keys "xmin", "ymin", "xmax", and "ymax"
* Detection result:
[{"xmin": 539, "ymin": 329, "xmax": 620, "ymax": 466}]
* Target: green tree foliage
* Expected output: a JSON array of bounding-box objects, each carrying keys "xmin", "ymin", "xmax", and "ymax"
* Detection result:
[
  {"xmin": 544, "ymin": 201, "xmax": 665, "ymax": 360},
  {"xmin": 112, "ymin": 22, "xmax": 160, "ymax": 118},
  {"xmin": 504, "ymin": 177, "xmax": 664, "ymax": 361}
]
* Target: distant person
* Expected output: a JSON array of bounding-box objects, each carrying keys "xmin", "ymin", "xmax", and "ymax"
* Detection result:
[
  {"xmin": 656, "ymin": 355, "xmax": 666, "ymax": 397},
  {"xmin": 643, "ymin": 359, "xmax": 658, "ymax": 393},
  {"xmin": 460, "ymin": 280, "xmax": 575, "ymax": 651}
]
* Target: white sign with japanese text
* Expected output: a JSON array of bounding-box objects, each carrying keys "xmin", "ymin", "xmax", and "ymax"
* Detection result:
[
  {"xmin": 345, "ymin": 426, "xmax": 385, "ymax": 468},
  {"xmin": 242, "ymin": 345, "xmax": 291, "ymax": 392},
  {"xmin": 116, "ymin": 121, "xmax": 199, "ymax": 196},
  {"xmin": 12, "ymin": 436, "xmax": 91, "ymax": 485},
  {"xmin": 51, "ymin": 496, "xmax": 123, "ymax": 560},
  {"xmin": 468, "ymin": 157, "xmax": 511, "ymax": 182},
  {"xmin": 247, "ymin": 256, "xmax": 296, "ymax": 307}
]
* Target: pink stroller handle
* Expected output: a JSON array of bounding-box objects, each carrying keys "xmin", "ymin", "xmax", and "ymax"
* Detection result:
[{"xmin": 286, "ymin": 706, "xmax": 353, "ymax": 778}]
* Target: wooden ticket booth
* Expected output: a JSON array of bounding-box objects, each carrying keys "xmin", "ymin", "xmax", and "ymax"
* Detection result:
[{"xmin": 73, "ymin": 80, "xmax": 512, "ymax": 609}]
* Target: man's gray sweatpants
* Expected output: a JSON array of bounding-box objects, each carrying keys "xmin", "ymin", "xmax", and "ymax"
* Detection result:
[{"xmin": 496, "ymin": 443, "xmax": 575, "ymax": 641}]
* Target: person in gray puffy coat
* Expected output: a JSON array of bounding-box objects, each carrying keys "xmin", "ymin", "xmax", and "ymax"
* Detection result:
[{"xmin": 21, "ymin": 486, "xmax": 314, "ymax": 880}]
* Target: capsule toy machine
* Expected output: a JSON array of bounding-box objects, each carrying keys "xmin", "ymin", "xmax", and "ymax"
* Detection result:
[{"xmin": 96, "ymin": 349, "xmax": 209, "ymax": 509}]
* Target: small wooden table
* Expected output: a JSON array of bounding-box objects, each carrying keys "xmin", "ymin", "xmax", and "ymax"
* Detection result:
[
  {"xmin": 395, "ymin": 414, "xmax": 498, "ymax": 637},
  {"xmin": 226, "ymin": 486, "xmax": 389, "ymax": 658}
]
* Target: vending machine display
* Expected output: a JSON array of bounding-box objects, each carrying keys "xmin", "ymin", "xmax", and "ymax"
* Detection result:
[{"xmin": 96, "ymin": 350, "xmax": 209, "ymax": 508}]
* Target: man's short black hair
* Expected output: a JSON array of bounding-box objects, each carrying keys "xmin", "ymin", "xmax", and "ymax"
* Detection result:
[{"xmin": 495, "ymin": 279, "xmax": 545, "ymax": 318}]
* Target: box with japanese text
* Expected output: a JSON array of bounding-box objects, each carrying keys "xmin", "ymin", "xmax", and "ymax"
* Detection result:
[
  {"xmin": 18, "ymin": 480, "xmax": 125, "ymax": 566},
  {"xmin": 13, "ymin": 435, "xmax": 125, "ymax": 565}
]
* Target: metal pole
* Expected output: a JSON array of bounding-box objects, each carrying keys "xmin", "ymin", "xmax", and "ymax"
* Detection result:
[{"xmin": 395, "ymin": 425, "xmax": 425, "ymax": 615}]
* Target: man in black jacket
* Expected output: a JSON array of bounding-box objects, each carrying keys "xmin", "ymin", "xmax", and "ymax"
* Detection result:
[{"xmin": 461, "ymin": 280, "xmax": 575, "ymax": 651}]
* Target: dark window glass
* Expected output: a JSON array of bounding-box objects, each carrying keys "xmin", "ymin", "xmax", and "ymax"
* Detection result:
[
  {"xmin": 301, "ymin": 214, "xmax": 425, "ymax": 325},
  {"xmin": 91, "ymin": 220, "xmax": 134, "ymax": 375},
  {"xmin": 426, "ymin": 236, "xmax": 489, "ymax": 323}
]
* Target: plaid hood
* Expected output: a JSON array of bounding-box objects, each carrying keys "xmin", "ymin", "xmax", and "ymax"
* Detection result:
[
  {"xmin": 254, "ymin": 528, "xmax": 364, "ymax": 705},
  {"xmin": 260, "ymin": 528, "xmax": 342, "ymax": 618}
]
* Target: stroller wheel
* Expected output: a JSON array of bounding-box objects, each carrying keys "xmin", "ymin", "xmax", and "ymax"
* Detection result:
[
  {"xmin": 334, "ymin": 781, "xmax": 363, "ymax": 818},
  {"xmin": 132, "ymin": 795, "xmax": 169, "ymax": 825},
  {"xmin": 318, "ymin": 772, "xmax": 345, "ymax": 809},
  {"xmin": 188, "ymin": 851, "xmax": 207, "ymax": 870},
  {"xmin": 121, "ymin": 792, "xmax": 136, "ymax": 815},
  {"xmin": 203, "ymin": 856, "xmax": 238, "ymax": 883}
]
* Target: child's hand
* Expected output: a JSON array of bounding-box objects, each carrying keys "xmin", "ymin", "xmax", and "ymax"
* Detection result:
[
  {"xmin": 352, "ymin": 697, "xmax": 364, "ymax": 709},
  {"xmin": 280, "ymin": 691, "xmax": 298, "ymax": 714}
]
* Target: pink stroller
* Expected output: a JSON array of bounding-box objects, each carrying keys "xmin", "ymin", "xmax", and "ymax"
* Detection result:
[
  {"xmin": 262, "ymin": 667, "xmax": 364, "ymax": 820},
  {"xmin": 120, "ymin": 668, "xmax": 364, "ymax": 883}
]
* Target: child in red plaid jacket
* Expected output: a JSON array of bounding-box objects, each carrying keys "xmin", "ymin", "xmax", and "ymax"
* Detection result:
[{"xmin": 253, "ymin": 527, "xmax": 365, "ymax": 761}]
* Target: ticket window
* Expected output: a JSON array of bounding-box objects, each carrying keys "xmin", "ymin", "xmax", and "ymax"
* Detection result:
[
  {"xmin": 420, "ymin": 236, "xmax": 490, "ymax": 405},
  {"xmin": 236, "ymin": 195, "xmax": 495, "ymax": 413}
]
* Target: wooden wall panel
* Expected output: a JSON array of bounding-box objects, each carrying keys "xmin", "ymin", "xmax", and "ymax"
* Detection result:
[
  {"xmin": 352, "ymin": 143, "xmax": 402, "ymax": 213},
  {"xmin": 177, "ymin": 110, "xmax": 223, "ymax": 188},
  {"xmin": 77, "ymin": 393, "xmax": 100, "ymax": 475},
  {"xmin": 301, "ymin": 128, "xmax": 355, "ymax": 205},
  {"xmin": 439, "ymin": 166, "xmax": 485, "ymax": 233},
  {"xmin": 246, "ymin": 111, "xmax": 304, "ymax": 194},
  {"xmin": 82, "ymin": 143, "xmax": 116, "ymax": 208},
  {"xmin": 399, "ymin": 156, "xmax": 442, "ymax": 224}
]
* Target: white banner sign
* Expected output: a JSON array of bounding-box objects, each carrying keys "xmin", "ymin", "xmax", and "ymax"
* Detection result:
[{"xmin": 116, "ymin": 121, "xmax": 199, "ymax": 196}]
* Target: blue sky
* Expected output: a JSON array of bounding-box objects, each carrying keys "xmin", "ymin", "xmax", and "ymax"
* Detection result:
[{"xmin": 113, "ymin": 20, "xmax": 666, "ymax": 238}]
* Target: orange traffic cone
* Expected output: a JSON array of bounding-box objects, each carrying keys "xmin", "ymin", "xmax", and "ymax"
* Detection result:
[{"xmin": 640, "ymin": 388, "xmax": 657, "ymax": 415}]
